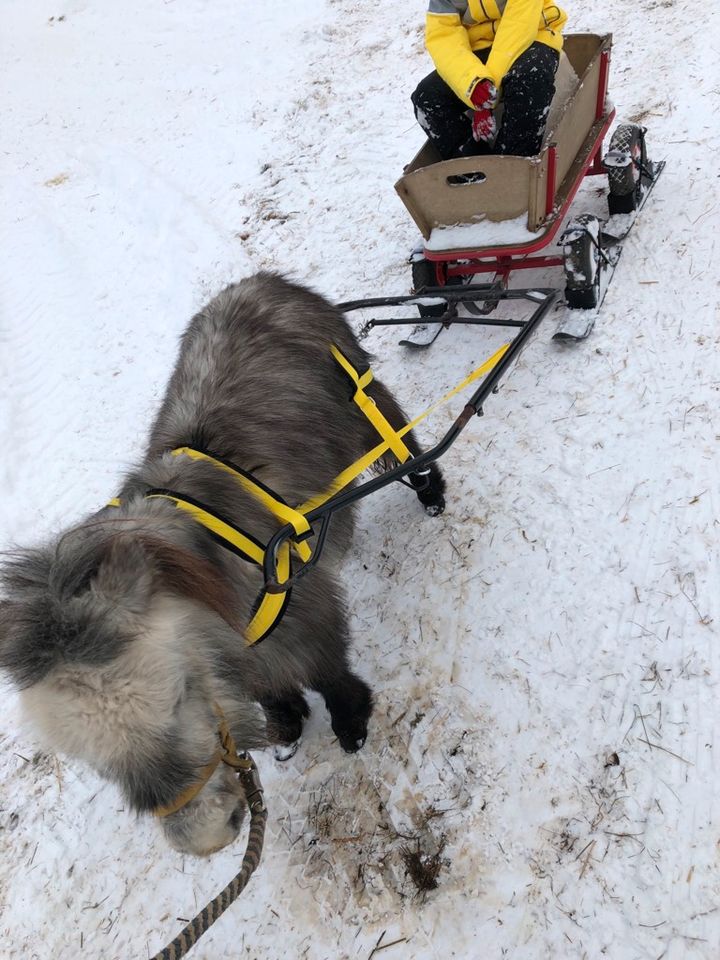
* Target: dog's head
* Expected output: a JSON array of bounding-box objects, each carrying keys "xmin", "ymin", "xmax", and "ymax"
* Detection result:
[{"xmin": 0, "ymin": 520, "xmax": 266, "ymax": 855}]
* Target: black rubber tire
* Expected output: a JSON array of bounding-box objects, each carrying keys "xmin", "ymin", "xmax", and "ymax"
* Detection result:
[
  {"xmin": 411, "ymin": 259, "xmax": 456, "ymax": 319},
  {"xmin": 411, "ymin": 259, "xmax": 446, "ymax": 318},
  {"xmin": 565, "ymin": 284, "xmax": 599, "ymax": 310},
  {"xmin": 607, "ymin": 124, "xmax": 645, "ymax": 214},
  {"xmin": 563, "ymin": 215, "xmax": 601, "ymax": 310}
]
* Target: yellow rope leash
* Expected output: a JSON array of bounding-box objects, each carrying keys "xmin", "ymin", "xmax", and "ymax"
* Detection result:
[{"xmin": 149, "ymin": 703, "xmax": 267, "ymax": 960}]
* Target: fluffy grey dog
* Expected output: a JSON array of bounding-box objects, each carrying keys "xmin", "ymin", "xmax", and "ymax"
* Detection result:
[{"xmin": 0, "ymin": 273, "xmax": 444, "ymax": 855}]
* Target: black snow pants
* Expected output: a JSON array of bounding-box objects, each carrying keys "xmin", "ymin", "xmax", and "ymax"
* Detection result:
[{"xmin": 411, "ymin": 42, "xmax": 560, "ymax": 160}]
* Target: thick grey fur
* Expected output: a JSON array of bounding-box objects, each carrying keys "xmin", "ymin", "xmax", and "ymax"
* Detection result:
[{"xmin": 0, "ymin": 272, "xmax": 445, "ymax": 855}]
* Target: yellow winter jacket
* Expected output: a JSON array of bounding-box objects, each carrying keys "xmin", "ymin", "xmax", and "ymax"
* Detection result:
[{"xmin": 426, "ymin": 0, "xmax": 567, "ymax": 107}]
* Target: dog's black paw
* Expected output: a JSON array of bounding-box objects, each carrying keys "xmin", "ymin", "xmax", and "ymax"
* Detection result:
[
  {"xmin": 273, "ymin": 739, "xmax": 302, "ymax": 762},
  {"xmin": 408, "ymin": 464, "xmax": 446, "ymax": 516},
  {"xmin": 421, "ymin": 494, "xmax": 445, "ymax": 517},
  {"xmin": 333, "ymin": 717, "xmax": 369, "ymax": 753}
]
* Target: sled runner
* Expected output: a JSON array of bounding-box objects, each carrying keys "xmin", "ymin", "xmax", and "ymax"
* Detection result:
[{"xmin": 394, "ymin": 34, "xmax": 664, "ymax": 344}]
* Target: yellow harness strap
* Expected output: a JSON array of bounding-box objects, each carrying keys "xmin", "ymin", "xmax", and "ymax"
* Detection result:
[
  {"xmin": 153, "ymin": 748, "xmax": 222, "ymax": 818},
  {"xmin": 298, "ymin": 342, "xmax": 511, "ymax": 515},
  {"xmin": 145, "ymin": 491, "xmax": 291, "ymax": 645},
  {"xmin": 330, "ymin": 345, "xmax": 412, "ymax": 464},
  {"xmin": 154, "ymin": 702, "xmax": 253, "ymax": 818},
  {"xmin": 109, "ymin": 342, "xmax": 510, "ymax": 646},
  {"xmin": 145, "ymin": 493, "xmax": 264, "ymax": 565},
  {"xmin": 171, "ymin": 447, "xmax": 312, "ymax": 563}
]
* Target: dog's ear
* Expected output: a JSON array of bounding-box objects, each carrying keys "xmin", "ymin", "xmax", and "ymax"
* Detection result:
[
  {"xmin": 91, "ymin": 536, "xmax": 154, "ymax": 617},
  {"xmin": 0, "ymin": 599, "xmax": 19, "ymax": 665},
  {"xmin": 0, "ymin": 551, "xmax": 57, "ymax": 685},
  {"xmin": 134, "ymin": 535, "xmax": 242, "ymax": 632},
  {"xmin": 0, "ymin": 599, "xmax": 26, "ymax": 683}
]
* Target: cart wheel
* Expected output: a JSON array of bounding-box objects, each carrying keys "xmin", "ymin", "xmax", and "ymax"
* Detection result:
[
  {"xmin": 562, "ymin": 214, "xmax": 601, "ymax": 310},
  {"xmin": 411, "ymin": 259, "xmax": 458, "ymax": 318},
  {"xmin": 606, "ymin": 124, "xmax": 646, "ymax": 215},
  {"xmin": 462, "ymin": 274, "xmax": 506, "ymax": 316}
]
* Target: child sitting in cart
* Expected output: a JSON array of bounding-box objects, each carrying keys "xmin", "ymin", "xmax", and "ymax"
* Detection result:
[{"xmin": 412, "ymin": 0, "xmax": 567, "ymax": 160}]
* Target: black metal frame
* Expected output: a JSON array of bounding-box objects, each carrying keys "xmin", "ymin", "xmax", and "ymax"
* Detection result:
[{"xmin": 262, "ymin": 286, "xmax": 559, "ymax": 593}]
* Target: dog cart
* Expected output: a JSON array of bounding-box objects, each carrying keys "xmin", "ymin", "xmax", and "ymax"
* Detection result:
[
  {"xmin": 260, "ymin": 33, "xmax": 664, "ymax": 593},
  {"xmin": 394, "ymin": 33, "xmax": 664, "ymax": 344}
]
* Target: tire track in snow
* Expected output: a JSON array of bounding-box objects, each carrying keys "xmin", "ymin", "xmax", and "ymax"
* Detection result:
[
  {"xmin": 0, "ymin": 182, "xmax": 87, "ymax": 541},
  {"xmin": 235, "ymin": 1, "xmax": 427, "ymax": 300}
]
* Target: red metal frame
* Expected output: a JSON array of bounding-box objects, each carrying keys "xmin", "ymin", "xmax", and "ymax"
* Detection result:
[
  {"xmin": 595, "ymin": 49, "xmax": 610, "ymax": 122},
  {"xmin": 424, "ymin": 50, "xmax": 615, "ymax": 284}
]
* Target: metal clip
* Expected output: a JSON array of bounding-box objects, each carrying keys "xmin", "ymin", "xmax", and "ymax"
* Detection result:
[{"xmin": 236, "ymin": 752, "xmax": 266, "ymax": 814}]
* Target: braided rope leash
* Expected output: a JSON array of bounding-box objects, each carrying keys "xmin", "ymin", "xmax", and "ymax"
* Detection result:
[{"xmin": 151, "ymin": 756, "xmax": 267, "ymax": 960}]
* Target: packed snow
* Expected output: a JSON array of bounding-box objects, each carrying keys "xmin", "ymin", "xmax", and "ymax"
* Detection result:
[
  {"xmin": 1, "ymin": 1, "xmax": 719, "ymax": 959},
  {"xmin": 426, "ymin": 214, "xmax": 544, "ymax": 251}
]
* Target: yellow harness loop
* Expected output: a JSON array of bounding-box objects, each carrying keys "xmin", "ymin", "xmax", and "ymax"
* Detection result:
[
  {"xmin": 246, "ymin": 541, "xmax": 290, "ymax": 644},
  {"xmin": 144, "ymin": 491, "xmax": 291, "ymax": 645},
  {"xmin": 170, "ymin": 447, "xmax": 312, "ymax": 563}
]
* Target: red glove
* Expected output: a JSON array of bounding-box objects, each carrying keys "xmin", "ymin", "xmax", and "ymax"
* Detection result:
[{"xmin": 470, "ymin": 78, "xmax": 498, "ymax": 143}]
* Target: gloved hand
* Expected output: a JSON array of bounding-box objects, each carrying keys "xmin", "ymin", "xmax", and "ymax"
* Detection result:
[{"xmin": 470, "ymin": 78, "xmax": 498, "ymax": 143}]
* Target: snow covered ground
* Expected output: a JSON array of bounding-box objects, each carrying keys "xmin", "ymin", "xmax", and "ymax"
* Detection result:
[{"xmin": 1, "ymin": 1, "xmax": 719, "ymax": 958}]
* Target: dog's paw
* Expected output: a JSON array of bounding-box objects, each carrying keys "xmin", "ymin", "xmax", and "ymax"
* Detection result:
[
  {"xmin": 334, "ymin": 718, "xmax": 369, "ymax": 753},
  {"xmin": 423, "ymin": 496, "xmax": 445, "ymax": 517},
  {"xmin": 410, "ymin": 465, "xmax": 446, "ymax": 517},
  {"xmin": 273, "ymin": 739, "xmax": 301, "ymax": 762}
]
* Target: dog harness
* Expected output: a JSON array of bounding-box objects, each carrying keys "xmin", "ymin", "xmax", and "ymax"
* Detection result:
[
  {"xmin": 108, "ymin": 341, "xmax": 510, "ymax": 819},
  {"xmin": 109, "ymin": 342, "xmax": 510, "ymax": 645},
  {"xmin": 108, "ymin": 346, "xmax": 415, "ymax": 644}
]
